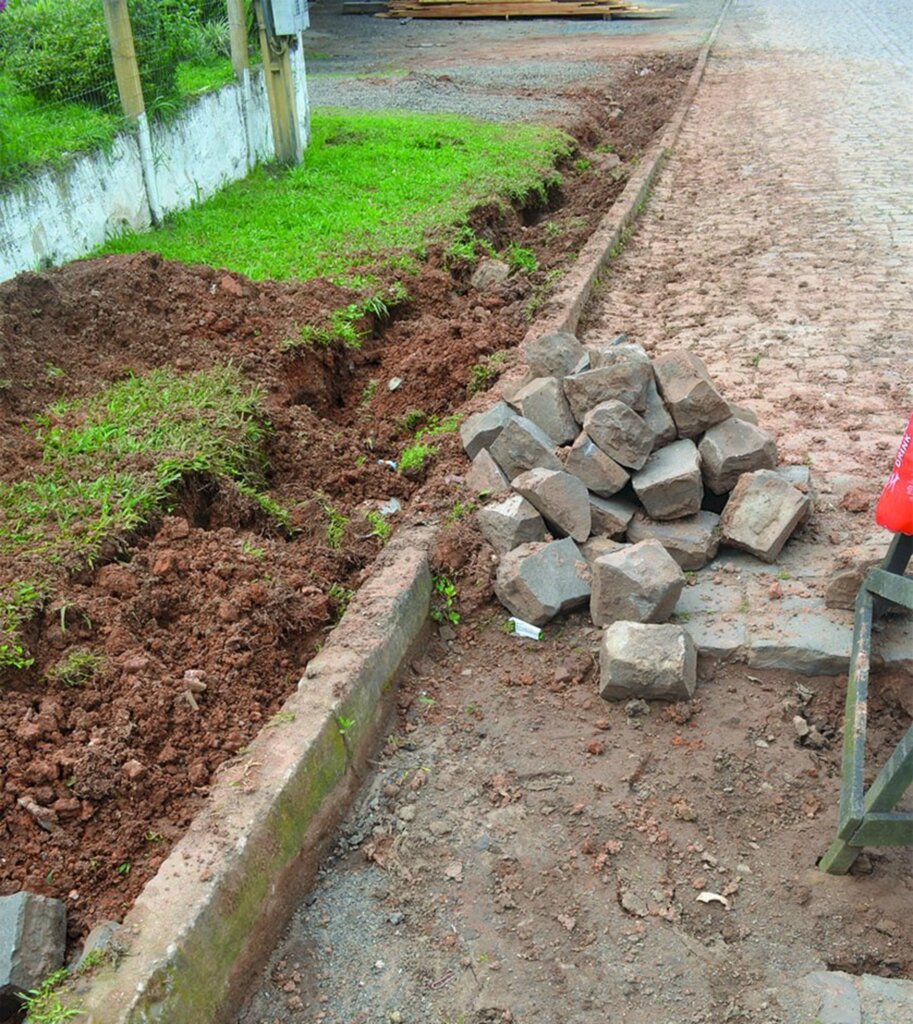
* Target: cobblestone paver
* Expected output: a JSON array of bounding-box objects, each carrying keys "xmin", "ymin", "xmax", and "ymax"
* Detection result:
[{"xmin": 585, "ymin": 0, "xmax": 913, "ymax": 525}]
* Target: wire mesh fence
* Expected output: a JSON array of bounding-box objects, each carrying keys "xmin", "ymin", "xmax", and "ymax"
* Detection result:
[{"xmin": 0, "ymin": 0, "xmax": 253, "ymax": 185}]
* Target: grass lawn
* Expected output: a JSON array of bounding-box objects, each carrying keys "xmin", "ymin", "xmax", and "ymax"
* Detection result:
[
  {"xmin": 98, "ymin": 107, "xmax": 574, "ymax": 281},
  {"xmin": 0, "ymin": 366, "xmax": 276, "ymax": 669},
  {"xmin": 0, "ymin": 58, "xmax": 238, "ymax": 187}
]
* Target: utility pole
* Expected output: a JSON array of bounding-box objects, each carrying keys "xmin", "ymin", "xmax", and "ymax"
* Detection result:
[
  {"xmin": 253, "ymin": 0, "xmax": 304, "ymax": 166},
  {"xmin": 102, "ymin": 0, "xmax": 163, "ymax": 224}
]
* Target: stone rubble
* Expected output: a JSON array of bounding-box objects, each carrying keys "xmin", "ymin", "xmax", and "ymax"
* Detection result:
[
  {"xmin": 461, "ymin": 330, "xmax": 814, "ymax": 694},
  {"xmin": 0, "ymin": 892, "xmax": 66, "ymax": 1017}
]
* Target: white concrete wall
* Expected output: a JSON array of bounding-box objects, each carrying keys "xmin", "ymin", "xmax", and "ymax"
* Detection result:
[{"xmin": 0, "ymin": 53, "xmax": 310, "ymax": 283}]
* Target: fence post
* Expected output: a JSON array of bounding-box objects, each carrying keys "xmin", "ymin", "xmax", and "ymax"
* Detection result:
[
  {"xmin": 226, "ymin": 0, "xmax": 256, "ymax": 169},
  {"xmin": 102, "ymin": 0, "xmax": 163, "ymax": 225},
  {"xmin": 253, "ymin": 0, "xmax": 303, "ymax": 166}
]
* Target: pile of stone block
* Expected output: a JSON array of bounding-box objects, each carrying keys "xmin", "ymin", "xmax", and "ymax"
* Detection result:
[{"xmin": 461, "ymin": 331, "xmax": 811, "ymax": 701}]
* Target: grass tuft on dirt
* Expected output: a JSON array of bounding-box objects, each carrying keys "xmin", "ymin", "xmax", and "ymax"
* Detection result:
[
  {"xmin": 97, "ymin": 108, "xmax": 573, "ymax": 281},
  {"xmin": 0, "ymin": 365, "xmax": 274, "ymax": 670}
]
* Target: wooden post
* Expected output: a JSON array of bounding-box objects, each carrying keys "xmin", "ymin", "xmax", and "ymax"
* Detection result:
[
  {"xmin": 102, "ymin": 0, "xmax": 163, "ymax": 223},
  {"xmin": 103, "ymin": 0, "xmax": 145, "ymax": 118},
  {"xmin": 226, "ymin": 0, "xmax": 249, "ymax": 76},
  {"xmin": 226, "ymin": 0, "xmax": 256, "ymax": 168},
  {"xmin": 253, "ymin": 0, "xmax": 302, "ymax": 166}
]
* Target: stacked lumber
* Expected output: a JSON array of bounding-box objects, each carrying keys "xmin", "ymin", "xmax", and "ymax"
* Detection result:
[{"xmin": 380, "ymin": 0, "xmax": 661, "ymax": 19}]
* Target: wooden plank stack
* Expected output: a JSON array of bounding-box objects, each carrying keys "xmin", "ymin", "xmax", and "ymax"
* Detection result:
[{"xmin": 379, "ymin": 0, "xmax": 661, "ymax": 19}]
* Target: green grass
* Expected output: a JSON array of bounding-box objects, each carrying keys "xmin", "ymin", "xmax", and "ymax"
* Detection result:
[
  {"xmin": 0, "ymin": 365, "xmax": 276, "ymax": 671},
  {"xmin": 175, "ymin": 56, "xmax": 235, "ymax": 97},
  {"xmin": 0, "ymin": 60, "xmax": 242, "ymax": 186},
  {"xmin": 0, "ymin": 74, "xmax": 123, "ymax": 187},
  {"xmin": 98, "ymin": 108, "xmax": 573, "ymax": 281}
]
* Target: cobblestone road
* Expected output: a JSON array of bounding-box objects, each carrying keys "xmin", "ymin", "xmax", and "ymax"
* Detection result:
[{"xmin": 585, "ymin": 0, "xmax": 913, "ymax": 519}]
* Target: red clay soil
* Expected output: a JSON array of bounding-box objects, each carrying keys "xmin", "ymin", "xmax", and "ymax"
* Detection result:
[{"xmin": 0, "ymin": 53, "xmax": 692, "ymax": 953}]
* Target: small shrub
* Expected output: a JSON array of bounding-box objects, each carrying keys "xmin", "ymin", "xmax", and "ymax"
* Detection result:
[
  {"xmin": 467, "ymin": 351, "xmax": 509, "ymax": 395},
  {"xmin": 328, "ymin": 582, "xmax": 354, "ymax": 619},
  {"xmin": 322, "ymin": 502, "xmax": 348, "ymax": 549}
]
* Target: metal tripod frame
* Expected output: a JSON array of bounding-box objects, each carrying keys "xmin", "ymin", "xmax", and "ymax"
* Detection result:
[{"xmin": 820, "ymin": 532, "xmax": 913, "ymax": 874}]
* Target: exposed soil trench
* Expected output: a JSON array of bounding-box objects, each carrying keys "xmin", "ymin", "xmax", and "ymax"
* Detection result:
[{"xmin": 0, "ymin": 54, "xmax": 693, "ymax": 950}]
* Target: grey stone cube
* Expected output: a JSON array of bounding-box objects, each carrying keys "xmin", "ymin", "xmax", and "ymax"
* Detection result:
[
  {"xmin": 489, "ymin": 415, "xmax": 563, "ymax": 481},
  {"xmin": 524, "ymin": 331, "xmax": 587, "ymax": 379},
  {"xmin": 653, "ymin": 350, "xmax": 730, "ymax": 438},
  {"xmin": 632, "ymin": 439, "xmax": 703, "ymax": 520},
  {"xmin": 562, "ymin": 432, "xmax": 630, "ymax": 498},
  {"xmin": 626, "ymin": 511, "xmax": 721, "ymax": 570},
  {"xmin": 477, "ymin": 493, "xmax": 547, "ymax": 554},
  {"xmin": 460, "ymin": 402, "xmax": 515, "ymax": 460},
  {"xmin": 0, "ymin": 892, "xmax": 66, "ymax": 1006},
  {"xmin": 599, "ymin": 622, "xmax": 697, "ymax": 701},
  {"xmin": 720, "ymin": 469, "xmax": 810, "ymax": 562},
  {"xmin": 590, "ymin": 539, "xmax": 685, "ymax": 626},
  {"xmin": 508, "ymin": 376, "xmax": 579, "ymax": 446},
  {"xmin": 583, "ymin": 400, "xmax": 655, "ymax": 471},
  {"xmin": 699, "ymin": 416, "xmax": 777, "ymax": 494},
  {"xmin": 513, "ymin": 467, "xmax": 591, "ymax": 543},
  {"xmin": 494, "ymin": 538, "xmax": 591, "ymax": 626}
]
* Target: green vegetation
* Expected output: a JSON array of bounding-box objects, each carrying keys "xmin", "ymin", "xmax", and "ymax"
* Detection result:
[
  {"xmin": 321, "ymin": 501, "xmax": 349, "ymax": 549},
  {"xmin": 18, "ymin": 969, "xmax": 81, "ymax": 1024},
  {"xmin": 420, "ymin": 412, "xmax": 462, "ymax": 438},
  {"xmin": 327, "ymin": 582, "xmax": 354, "ymax": 619},
  {"xmin": 430, "ymin": 574, "xmax": 460, "ymax": 626},
  {"xmin": 99, "ymin": 109, "xmax": 573, "ymax": 281},
  {"xmin": 284, "ymin": 288, "xmax": 406, "ymax": 352},
  {"xmin": 446, "ymin": 499, "xmax": 475, "ymax": 524},
  {"xmin": 399, "ymin": 442, "xmax": 437, "ymax": 476},
  {"xmin": 506, "ymin": 242, "xmax": 539, "ymax": 274},
  {"xmin": 444, "ymin": 226, "xmax": 495, "ymax": 267},
  {"xmin": 360, "ymin": 379, "xmax": 379, "ymax": 406},
  {"xmin": 0, "ymin": 0, "xmax": 248, "ymax": 183},
  {"xmin": 365, "ymin": 510, "xmax": 391, "ymax": 544},
  {"xmin": 467, "ymin": 351, "xmax": 509, "ymax": 395},
  {"xmin": 47, "ymin": 648, "xmax": 104, "ymax": 687},
  {"xmin": 402, "ymin": 409, "xmax": 427, "ymax": 432},
  {"xmin": 0, "ymin": 365, "xmax": 277, "ymax": 670}
]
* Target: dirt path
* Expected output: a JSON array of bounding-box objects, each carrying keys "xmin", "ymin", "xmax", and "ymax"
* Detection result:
[{"xmin": 234, "ymin": 3, "xmax": 913, "ymax": 1023}]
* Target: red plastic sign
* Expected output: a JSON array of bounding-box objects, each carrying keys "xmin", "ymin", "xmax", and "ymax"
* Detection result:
[{"xmin": 875, "ymin": 412, "xmax": 913, "ymax": 535}]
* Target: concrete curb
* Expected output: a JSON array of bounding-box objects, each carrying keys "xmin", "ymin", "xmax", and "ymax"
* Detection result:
[
  {"xmin": 521, "ymin": 0, "xmax": 734, "ymax": 347},
  {"xmin": 67, "ymin": 526, "xmax": 434, "ymax": 1023}
]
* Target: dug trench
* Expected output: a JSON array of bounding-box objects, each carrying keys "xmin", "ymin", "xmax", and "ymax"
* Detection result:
[{"xmin": 0, "ymin": 53, "xmax": 694, "ymax": 959}]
